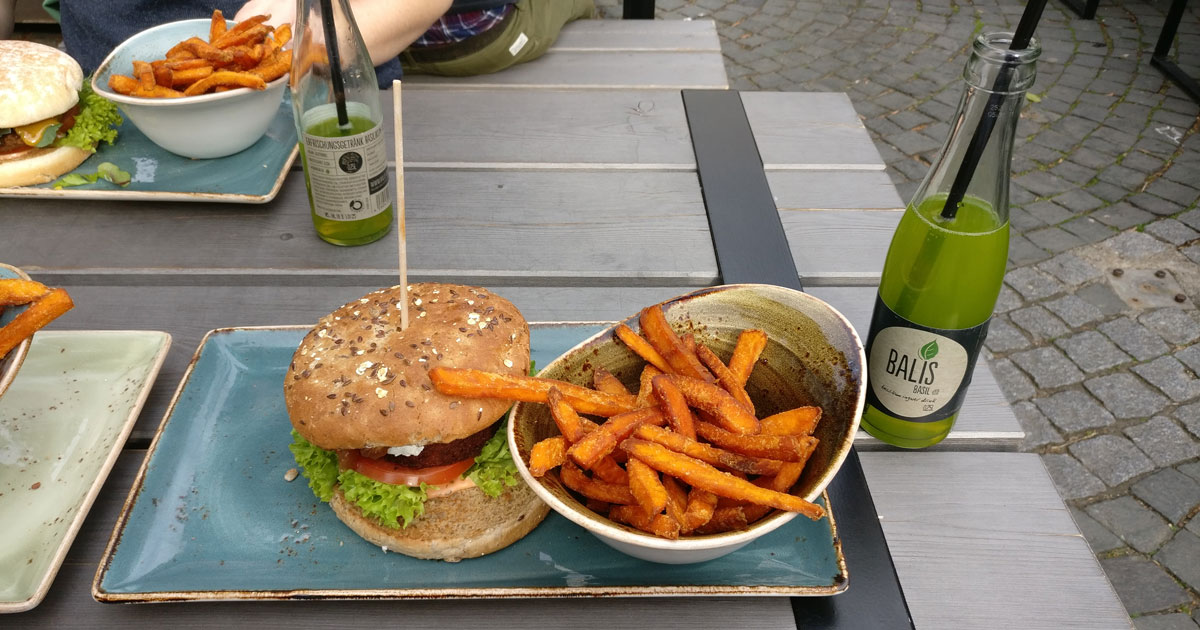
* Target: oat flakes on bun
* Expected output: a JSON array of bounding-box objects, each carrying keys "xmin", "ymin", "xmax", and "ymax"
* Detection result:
[{"xmin": 285, "ymin": 283, "xmax": 548, "ymax": 561}]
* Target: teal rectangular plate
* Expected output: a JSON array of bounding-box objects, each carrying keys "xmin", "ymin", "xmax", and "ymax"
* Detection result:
[
  {"xmin": 94, "ymin": 325, "xmax": 845, "ymax": 601},
  {"xmin": 0, "ymin": 96, "xmax": 297, "ymax": 204}
]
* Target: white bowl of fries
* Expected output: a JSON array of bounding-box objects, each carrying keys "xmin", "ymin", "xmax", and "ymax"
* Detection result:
[
  {"xmin": 91, "ymin": 16, "xmax": 290, "ymax": 159},
  {"xmin": 506, "ymin": 284, "xmax": 866, "ymax": 564}
]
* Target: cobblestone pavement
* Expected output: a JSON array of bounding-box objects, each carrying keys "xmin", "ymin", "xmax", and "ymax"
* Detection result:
[{"xmin": 596, "ymin": 0, "xmax": 1200, "ymax": 626}]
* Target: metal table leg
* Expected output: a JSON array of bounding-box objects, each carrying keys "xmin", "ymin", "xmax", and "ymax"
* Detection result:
[
  {"xmin": 1151, "ymin": 0, "xmax": 1200, "ymax": 104},
  {"xmin": 1059, "ymin": 0, "xmax": 1101, "ymax": 19},
  {"xmin": 623, "ymin": 0, "xmax": 655, "ymax": 19}
]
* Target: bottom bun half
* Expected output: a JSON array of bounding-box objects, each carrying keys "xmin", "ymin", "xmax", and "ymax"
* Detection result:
[
  {"xmin": 0, "ymin": 145, "xmax": 90, "ymax": 188},
  {"xmin": 330, "ymin": 481, "xmax": 550, "ymax": 562}
]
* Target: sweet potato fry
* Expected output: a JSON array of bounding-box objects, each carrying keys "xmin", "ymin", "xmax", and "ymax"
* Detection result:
[
  {"xmin": 209, "ymin": 9, "xmax": 228, "ymax": 42},
  {"xmin": 152, "ymin": 64, "xmax": 172, "ymax": 87},
  {"xmin": 626, "ymin": 457, "xmax": 668, "ymax": 518},
  {"xmin": 567, "ymin": 407, "xmax": 664, "ymax": 470},
  {"xmin": 547, "ymin": 387, "xmax": 598, "ymax": 443},
  {"xmin": 0, "ymin": 288, "xmax": 73, "ymax": 358},
  {"xmin": 169, "ymin": 66, "xmax": 214, "ymax": 88},
  {"xmin": 163, "ymin": 58, "xmax": 212, "ymax": 71},
  {"xmin": 529, "ymin": 436, "xmax": 567, "ymax": 477},
  {"xmin": 634, "ymin": 364, "xmax": 662, "ymax": 409},
  {"xmin": 633, "ymin": 424, "xmax": 784, "ymax": 476},
  {"xmin": 248, "ymin": 49, "xmax": 291, "ymax": 82},
  {"xmin": 695, "ymin": 343, "xmax": 754, "ymax": 414},
  {"xmin": 0, "ymin": 279, "xmax": 48, "ymax": 306},
  {"xmin": 695, "ymin": 421, "xmax": 815, "ymax": 462},
  {"xmin": 559, "ymin": 461, "xmax": 635, "ymax": 505},
  {"xmin": 132, "ymin": 85, "xmax": 186, "ymax": 98},
  {"xmin": 165, "ymin": 39, "xmax": 193, "ymax": 59},
  {"xmin": 592, "ymin": 366, "xmax": 631, "ymax": 398},
  {"xmin": 182, "ymin": 37, "xmax": 234, "ymax": 65},
  {"xmin": 214, "ymin": 23, "xmax": 270, "ymax": 50},
  {"xmin": 759, "ymin": 406, "xmax": 823, "ymax": 437},
  {"xmin": 133, "ymin": 60, "xmax": 155, "ymax": 89},
  {"xmin": 107, "ymin": 74, "xmax": 141, "ymax": 95},
  {"xmin": 694, "ymin": 506, "xmax": 750, "ymax": 534},
  {"xmin": 744, "ymin": 458, "xmax": 815, "ymax": 525},
  {"xmin": 430, "ymin": 367, "xmax": 635, "ymax": 417},
  {"xmin": 609, "ymin": 505, "xmax": 681, "ymax": 539},
  {"xmin": 585, "ymin": 498, "xmax": 611, "ymax": 514},
  {"xmin": 651, "ymin": 374, "xmax": 696, "ymax": 439},
  {"xmin": 182, "ymin": 70, "xmax": 266, "ymax": 96},
  {"xmin": 211, "ymin": 14, "xmax": 270, "ymax": 48},
  {"xmin": 592, "ymin": 455, "xmax": 628, "ymax": 485},
  {"xmin": 614, "ymin": 323, "xmax": 671, "ymax": 374},
  {"xmin": 662, "ymin": 475, "xmax": 688, "ymax": 527},
  {"xmin": 227, "ymin": 45, "xmax": 263, "ymax": 70},
  {"xmin": 682, "ymin": 487, "xmax": 718, "ymax": 532},
  {"xmin": 728, "ymin": 329, "xmax": 767, "ymax": 386},
  {"xmin": 621, "ymin": 439, "xmax": 824, "ymax": 520},
  {"xmin": 672, "ymin": 375, "xmax": 759, "ymax": 435},
  {"xmin": 638, "ymin": 306, "xmax": 713, "ymax": 382},
  {"xmin": 273, "ymin": 23, "xmax": 292, "ymax": 48}
]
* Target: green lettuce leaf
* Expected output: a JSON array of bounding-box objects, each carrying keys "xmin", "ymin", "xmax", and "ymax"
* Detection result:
[
  {"xmin": 338, "ymin": 468, "xmax": 428, "ymax": 528},
  {"xmin": 288, "ymin": 419, "xmax": 520, "ymax": 529},
  {"xmin": 52, "ymin": 161, "xmax": 130, "ymax": 189},
  {"xmin": 466, "ymin": 419, "xmax": 520, "ymax": 497},
  {"xmin": 57, "ymin": 81, "xmax": 121, "ymax": 152},
  {"xmin": 288, "ymin": 430, "xmax": 339, "ymax": 501}
]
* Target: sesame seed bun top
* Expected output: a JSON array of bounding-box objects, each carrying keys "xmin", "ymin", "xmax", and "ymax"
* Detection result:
[{"xmin": 284, "ymin": 283, "xmax": 530, "ymax": 450}]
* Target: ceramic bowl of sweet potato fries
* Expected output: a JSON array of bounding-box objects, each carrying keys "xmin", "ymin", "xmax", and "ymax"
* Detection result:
[
  {"xmin": 432, "ymin": 284, "xmax": 865, "ymax": 564},
  {"xmin": 91, "ymin": 13, "xmax": 291, "ymax": 158}
]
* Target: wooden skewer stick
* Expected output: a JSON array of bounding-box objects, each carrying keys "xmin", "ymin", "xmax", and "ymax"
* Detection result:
[{"xmin": 393, "ymin": 80, "xmax": 409, "ymax": 331}]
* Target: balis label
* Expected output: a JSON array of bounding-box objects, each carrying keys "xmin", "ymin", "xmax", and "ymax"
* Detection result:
[{"xmin": 865, "ymin": 295, "xmax": 989, "ymax": 423}]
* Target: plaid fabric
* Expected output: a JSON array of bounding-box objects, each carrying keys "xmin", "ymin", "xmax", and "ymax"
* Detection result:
[{"xmin": 414, "ymin": 5, "xmax": 514, "ymax": 46}]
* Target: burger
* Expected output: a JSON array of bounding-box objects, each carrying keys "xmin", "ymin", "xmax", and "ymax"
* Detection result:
[
  {"xmin": 0, "ymin": 41, "xmax": 121, "ymax": 188},
  {"xmin": 284, "ymin": 283, "xmax": 549, "ymax": 561}
]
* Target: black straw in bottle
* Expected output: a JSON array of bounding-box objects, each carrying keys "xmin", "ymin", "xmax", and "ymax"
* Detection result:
[
  {"xmin": 318, "ymin": 0, "xmax": 350, "ymax": 128},
  {"xmin": 940, "ymin": 0, "xmax": 1047, "ymax": 219}
]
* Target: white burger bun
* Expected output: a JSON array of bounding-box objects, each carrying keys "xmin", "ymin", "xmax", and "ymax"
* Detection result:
[
  {"xmin": 0, "ymin": 145, "xmax": 90, "ymax": 188},
  {"xmin": 0, "ymin": 41, "xmax": 83, "ymax": 128},
  {"xmin": 0, "ymin": 41, "xmax": 90, "ymax": 188}
]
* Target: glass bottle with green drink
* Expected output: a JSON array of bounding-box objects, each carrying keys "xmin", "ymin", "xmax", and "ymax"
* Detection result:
[
  {"xmin": 861, "ymin": 31, "xmax": 1041, "ymax": 448},
  {"xmin": 291, "ymin": 0, "xmax": 392, "ymax": 246}
]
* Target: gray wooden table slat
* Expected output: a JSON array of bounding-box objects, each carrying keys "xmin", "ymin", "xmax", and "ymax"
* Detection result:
[
  {"xmin": 769, "ymin": 171, "xmax": 906, "ymax": 211},
  {"xmin": 2, "ymin": 170, "xmax": 717, "ymax": 284},
  {"xmin": 404, "ymin": 51, "xmax": 729, "ymax": 90},
  {"xmin": 862, "ymin": 451, "xmax": 1132, "ymax": 630},
  {"xmin": 551, "ymin": 18, "xmax": 722, "ymax": 52},
  {"xmin": 779, "ymin": 208, "xmax": 902, "ymax": 286},
  {"xmin": 391, "ymin": 89, "xmax": 696, "ymax": 169},
  {"xmin": 741, "ymin": 92, "xmax": 888, "ymax": 170}
]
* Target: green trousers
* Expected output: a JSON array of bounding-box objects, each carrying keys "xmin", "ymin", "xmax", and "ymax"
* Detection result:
[{"xmin": 401, "ymin": 0, "xmax": 595, "ymax": 77}]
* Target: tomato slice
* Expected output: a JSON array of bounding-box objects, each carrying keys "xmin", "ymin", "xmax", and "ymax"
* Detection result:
[{"xmin": 340, "ymin": 450, "xmax": 474, "ymax": 487}]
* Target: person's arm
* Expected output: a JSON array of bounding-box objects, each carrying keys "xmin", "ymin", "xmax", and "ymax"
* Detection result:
[{"xmin": 235, "ymin": 0, "xmax": 452, "ymax": 67}]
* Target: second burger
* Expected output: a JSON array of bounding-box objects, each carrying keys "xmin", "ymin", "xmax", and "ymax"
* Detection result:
[{"xmin": 285, "ymin": 283, "xmax": 549, "ymax": 561}]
